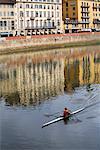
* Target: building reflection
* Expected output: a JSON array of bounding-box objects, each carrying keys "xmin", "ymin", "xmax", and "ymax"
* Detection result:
[
  {"xmin": 0, "ymin": 50, "xmax": 65, "ymax": 106},
  {"xmin": 0, "ymin": 47, "xmax": 100, "ymax": 106},
  {"xmin": 64, "ymin": 48, "xmax": 100, "ymax": 92}
]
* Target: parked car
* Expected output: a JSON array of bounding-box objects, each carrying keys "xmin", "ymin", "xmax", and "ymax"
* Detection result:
[
  {"xmin": 36, "ymin": 30, "xmax": 40, "ymax": 35},
  {"xmin": 52, "ymin": 30, "xmax": 57, "ymax": 34},
  {"xmin": 40, "ymin": 30, "xmax": 44, "ymax": 35},
  {"xmin": 27, "ymin": 31, "xmax": 31, "ymax": 36},
  {"xmin": 20, "ymin": 31, "xmax": 25, "ymax": 36},
  {"xmin": 57, "ymin": 29, "xmax": 63, "ymax": 34},
  {"xmin": 44, "ymin": 30, "xmax": 49, "ymax": 34},
  {"xmin": 32, "ymin": 31, "xmax": 36, "ymax": 35},
  {"xmin": 79, "ymin": 28, "xmax": 92, "ymax": 32},
  {"xmin": 95, "ymin": 28, "xmax": 100, "ymax": 32}
]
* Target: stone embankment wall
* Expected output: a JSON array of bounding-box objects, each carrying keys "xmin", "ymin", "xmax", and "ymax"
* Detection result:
[{"xmin": 0, "ymin": 32, "xmax": 100, "ymax": 52}]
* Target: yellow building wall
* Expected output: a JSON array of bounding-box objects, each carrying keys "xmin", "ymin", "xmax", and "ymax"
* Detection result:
[{"xmin": 63, "ymin": 0, "xmax": 100, "ymax": 30}]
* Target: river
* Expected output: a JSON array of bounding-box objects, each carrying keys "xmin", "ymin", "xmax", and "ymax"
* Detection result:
[{"xmin": 0, "ymin": 45, "xmax": 100, "ymax": 150}]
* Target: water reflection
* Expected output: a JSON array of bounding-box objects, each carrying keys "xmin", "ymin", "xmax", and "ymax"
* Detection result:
[{"xmin": 0, "ymin": 46, "xmax": 100, "ymax": 106}]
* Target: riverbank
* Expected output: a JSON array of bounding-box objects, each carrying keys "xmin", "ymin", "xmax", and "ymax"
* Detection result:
[
  {"xmin": 0, "ymin": 32, "xmax": 100, "ymax": 55},
  {"xmin": 0, "ymin": 39, "xmax": 100, "ymax": 55}
]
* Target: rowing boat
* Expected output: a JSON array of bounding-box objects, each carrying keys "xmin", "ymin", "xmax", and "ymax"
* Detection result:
[{"xmin": 42, "ymin": 107, "xmax": 85, "ymax": 128}]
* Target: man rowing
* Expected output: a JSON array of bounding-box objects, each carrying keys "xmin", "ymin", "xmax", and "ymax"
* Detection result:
[{"xmin": 63, "ymin": 107, "xmax": 71, "ymax": 118}]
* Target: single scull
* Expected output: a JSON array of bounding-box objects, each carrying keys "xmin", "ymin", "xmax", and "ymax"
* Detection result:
[{"xmin": 42, "ymin": 107, "xmax": 85, "ymax": 128}]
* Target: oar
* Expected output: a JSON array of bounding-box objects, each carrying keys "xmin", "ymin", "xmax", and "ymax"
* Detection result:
[
  {"xmin": 44, "ymin": 111, "xmax": 63, "ymax": 117},
  {"xmin": 44, "ymin": 94, "xmax": 98, "ymax": 118}
]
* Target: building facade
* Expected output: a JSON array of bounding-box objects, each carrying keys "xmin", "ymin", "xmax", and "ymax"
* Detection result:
[
  {"xmin": 0, "ymin": 0, "xmax": 16, "ymax": 37},
  {"xmin": 63, "ymin": 0, "xmax": 100, "ymax": 33},
  {"xmin": 0, "ymin": 0, "xmax": 63, "ymax": 36},
  {"xmin": 15, "ymin": 0, "xmax": 63, "ymax": 36}
]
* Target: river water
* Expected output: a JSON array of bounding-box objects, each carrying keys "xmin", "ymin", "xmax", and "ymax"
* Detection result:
[{"xmin": 0, "ymin": 46, "xmax": 100, "ymax": 150}]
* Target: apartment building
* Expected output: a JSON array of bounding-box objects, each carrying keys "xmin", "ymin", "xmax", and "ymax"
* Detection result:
[
  {"xmin": 0, "ymin": 0, "xmax": 63, "ymax": 36},
  {"xmin": 0, "ymin": 0, "xmax": 16, "ymax": 37},
  {"xmin": 15, "ymin": 0, "xmax": 63, "ymax": 36},
  {"xmin": 63, "ymin": 0, "xmax": 100, "ymax": 33}
]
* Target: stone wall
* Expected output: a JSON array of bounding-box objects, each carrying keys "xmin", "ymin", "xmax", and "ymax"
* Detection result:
[{"xmin": 0, "ymin": 32, "xmax": 100, "ymax": 52}]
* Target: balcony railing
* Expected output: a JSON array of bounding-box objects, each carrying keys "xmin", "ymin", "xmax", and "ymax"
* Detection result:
[
  {"xmin": 25, "ymin": 26, "xmax": 56, "ymax": 30},
  {"xmin": 30, "ymin": 17, "xmax": 35, "ymax": 20},
  {"xmin": 81, "ymin": 5, "xmax": 90, "ymax": 8},
  {"xmin": 81, "ymin": 16, "xmax": 89, "ymax": 19},
  {"xmin": 81, "ymin": 10, "xmax": 89, "ymax": 13},
  {"xmin": 47, "ymin": 17, "xmax": 51, "ymax": 20},
  {"xmin": 65, "ymin": 20, "xmax": 78, "ymax": 24},
  {"xmin": 79, "ymin": 21, "xmax": 90, "ymax": 24},
  {"xmin": 93, "ymin": 19, "xmax": 100, "ymax": 24}
]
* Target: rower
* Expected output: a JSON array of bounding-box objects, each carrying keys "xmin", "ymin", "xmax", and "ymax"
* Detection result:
[{"xmin": 63, "ymin": 107, "xmax": 70, "ymax": 118}]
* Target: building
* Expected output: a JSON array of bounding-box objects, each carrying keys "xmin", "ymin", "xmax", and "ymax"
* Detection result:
[
  {"xmin": 15, "ymin": 0, "xmax": 63, "ymax": 36},
  {"xmin": 0, "ymin": 0, "xmax": 63, "ymax": 37},
  {"xmin": 63, "ymin": 0, "xmax": 100, "ymax": 33},
  {"xmin": 0, "ymin": 0, "xmax": 16, "ymax": 37}
]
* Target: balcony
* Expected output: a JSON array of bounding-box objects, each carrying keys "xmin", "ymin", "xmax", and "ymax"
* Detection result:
[
  {"xmin": 47, "ymin": 17, "xmax": 51, "ymax": 20},
  {"xmin": 92, "ymin": 6, "xmax": 98, "ymax": 9},
  {"xmin": 65, "ymin": 20, "xmax": 78, "ymax": 24},
  {"xmin": 93, "ymin": 19, "xmax": 100, "ymax": 24},
  {"xmin": 81, "ymin": 10, "xmax": 89, "ymax": 13},
  {"xmin": 81, "ymin": 16, "xmax": 89, "ymax": 19},
  {"xmin": 81, "ymin": 5, "xmax": 90, "ymax": 8},
  {"xmin": 30, "ymin": 17, "xmax": 35, "ymax": 20},
  {"xmin": 25, "ymin": 26, "xmax": 56, "ymax": 30},
  {"xmin": 80, "ymin": 21, "xmax": 90, "ymax": 24}
]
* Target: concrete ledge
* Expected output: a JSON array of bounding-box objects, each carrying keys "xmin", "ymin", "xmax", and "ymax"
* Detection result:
[{"xmin": 0, "ymin": 32, "xmax": 100, "ymax": 54}]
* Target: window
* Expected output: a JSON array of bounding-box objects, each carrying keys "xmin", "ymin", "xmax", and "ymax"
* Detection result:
[
  {"xmin": 11, "ymin": 11, "xmax": 14, "ymax": 16},
  {"xmin": 40, "ymin": 11, "xmax": 42, "ymax": 17},
  {"xmin": 36, "ymin": 20, "xmax": 38, "ymax": 27},
  {"xmin": 44, "ymin": 11, "xmax": 46, "ymax": 17},
  {"xmin": 48, "ymin": 11, "xmax": 50, "ymax": 17},
  {"xmin": 0, "ymin": 12, "xmax": 2, "ymax": 16},
  {"xmin": 57, "ymin": 20, "xmax": 60, "ymax": 26},
  {"xmin": 66, "ymin": 2, "xmax": 68, "ymax": 7},
  {"xmin": 20, "ymin": 4, "xmax": 22, "ymax": 8},
  {"xmin": 40, "ymin": 20, "xmax": 42, "ymax": 27},
  {"xmin": 11, "ymin": 21, "xmax": 14, "ymax": 30},
  {"xmin": 26, "ymin": 11, "xmax": 29, "ymax": 17},
  {"xmin": 44, "ymin": 20, "xmax": 46, "ymax": 27},
  {"xmin": 31, "ymin": 11, "xmax": 34, "ymax": 17},
  {"xmin": 20, "ymin": 20, "xmax": 23, "ymax": 28},
  {"xmin": 44, "ymin": 5, "xmax": 46, "ymax": 9},
  {"xmin": 4, "ymin": 12, "xmax": 6, "ymax": 16},
  {"xmin": 57, "ymin": 6, "xmax": 59, "ymax": 9},
  {"xmin": 39, "ymin": 5, "xmax": 42, "ymax": 9},
  {"xmin": 26, "ymin": 4, "xmax": 29, "ymax": 8},
  {"xmin": 35, "ymin": 5, "xmax": 38, "ymax": 8},
  {"xmin": 20, "ymin": 11, "xmax": 23, "ymax": 17},
  {"xmin": 31, "ymin": 4, "xmax": 33, "ymax": 8},
  {"xmin": 4, "ymin": 21, "xmax": 7, "ymax": 27},
  {"xmin": 35, "ymin": 11, "xmax": 38, "ymax": 17},
  {"xmin": 27, "ymin": 20, "xmax": 29, "ymax": 27},
  {"xmin": 52, "ymin": 20, "xmax": 54, "ymax": 27},
  {"xmin": 57, "ymin": 12, "xmax": 59, "ymax": 17},
  {"xmin": 52, "ymin": 11, "xmax": 54, "ymax": 17},
  {"xmin": 73, "ymin": 7, "xmax": 75, "ymax": 10},
  {"xmin": 73, "ymin": 12, "xmax": 75, "ymax": 16},
  {"xmin": 0, "ymin": 21, "xmax": 3, "ymax": 27}
]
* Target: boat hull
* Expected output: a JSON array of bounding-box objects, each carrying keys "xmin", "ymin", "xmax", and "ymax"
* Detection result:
[{"xmin": 42, "ymin": 107, "xmax": 85, "ymax": 128}]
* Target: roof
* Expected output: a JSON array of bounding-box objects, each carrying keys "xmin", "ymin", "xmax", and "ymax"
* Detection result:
[{"xmin": 0, "ymin": 0, "xmax": 16, "ymax": 4}]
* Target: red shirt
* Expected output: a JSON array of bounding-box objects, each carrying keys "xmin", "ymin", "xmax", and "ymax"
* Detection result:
[{"xmin": 63, "ymin": 110, "xmax": 70, "ymax": 118}]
